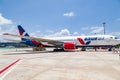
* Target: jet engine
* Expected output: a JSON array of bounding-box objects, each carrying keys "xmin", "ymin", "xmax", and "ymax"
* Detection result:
[{"xmin": 63, "ymin": 42, "xmax": 76, "ymax": 49}]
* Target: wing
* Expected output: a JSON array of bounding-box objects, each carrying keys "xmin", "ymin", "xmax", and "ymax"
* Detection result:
[
  {"xmin": 3, "ymin": 38, "xmax": 22, "ymax": 43},
  {"xmin": 3, "ymin": 33, "xmax": 64, "ymax": 47}
]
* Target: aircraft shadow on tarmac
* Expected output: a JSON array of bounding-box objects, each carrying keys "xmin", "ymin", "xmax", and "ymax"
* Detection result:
[{"xmin": 3, "ymin": 50, "xmax": 70, "ymax": 55}]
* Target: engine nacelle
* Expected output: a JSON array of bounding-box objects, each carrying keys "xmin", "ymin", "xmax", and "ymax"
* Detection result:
[{"xmin": 63, "ymin": 42, "xmax": 76, "ymax": 50}]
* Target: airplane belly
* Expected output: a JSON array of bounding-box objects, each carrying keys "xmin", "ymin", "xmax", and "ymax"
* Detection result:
[{"xmin": 89, "ymin": 39, "xmax": 120, "ymax": 45}]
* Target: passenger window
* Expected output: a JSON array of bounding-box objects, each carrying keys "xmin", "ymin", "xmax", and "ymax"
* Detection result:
[{"xmin": 110, "ymin": 37, "xmax": 113, "ymax": 39}]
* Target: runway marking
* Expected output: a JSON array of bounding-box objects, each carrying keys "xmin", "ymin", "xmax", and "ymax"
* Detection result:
[
  {"xmin": 0, "ymin": 59, "xmax": 21, "ymax": 74},
  {"xmin": 0, "ymin": 59, "xmax": 21, "ymax": 80},
  {"xmin": 0, "ymin": 53, "xmax": 79, "ymax": 80}
]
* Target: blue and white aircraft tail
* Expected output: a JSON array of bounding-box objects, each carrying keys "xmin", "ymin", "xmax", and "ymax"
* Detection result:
[
  {"xmin": 17, "ymin": 25, "xmax": 30, "ymax": 41},
  {"xmin": 17, "ymin": 25, "xmax": 45, "ymax": 51}
]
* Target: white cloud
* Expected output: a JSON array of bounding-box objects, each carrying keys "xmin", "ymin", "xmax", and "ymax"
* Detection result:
[
  {"xmin": 59, "ymin": 29, "xmax": 70, "ymax": 36},
  {"xmin": 29, "ymin": 29, "xmax": 71, "ymax": 38},
  {"xmin": 0, "ymin": 13, "xmax": 13, "ymax": 26},
  {"xmin": 110, "ymin": 32, "xmax": 120, "ymax": 36},
  {"xmin": 0, "ymin": 25, "xmax": 18, "ymax": 41},
  {"xmin": 44, "ymin": 29, "xmax": 71, "ymax": 37},
  {"xmin": 30, "ymin": 30, "xmax": 42, "ymax": 37},
  {"xmin": 108, "ymin": 32, "xmax": 120, "ymax": 38},
  {"xmin": 81, "ymin": 27, "xmax": 89, "ymax": 30},
  {"xmin": 30, "ymin": 32, "xmax": 36, "ymax": 37},
  {"xmin": 81, "ymin": 26, "xmax": 104, "ymax": 34},
  {"xmin": 0, "ymin": 26, "xmax": 16, "ymax": 36},
  {"xmin": 63, "ymin": 12, "xmax": 75, "ymax": 17},
  {"xmin": 53, "ymin": 29, "xmax": 71, "ymax": 36},
  {"xmin": 30, "ymin": 29, "xmax": 81, "ymax": 37},
  {"xmin": 73, "ymin": 32, "xmax": 79, "ymax": 35},
  {"xmin": 90, "ymin": 26, "xmax": 103, "ymax": 34}
]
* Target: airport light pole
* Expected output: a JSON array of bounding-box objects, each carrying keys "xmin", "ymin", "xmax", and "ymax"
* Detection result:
[{"xmin": 103, "ymin": 22, "xmax": 106, "ymax": 35}]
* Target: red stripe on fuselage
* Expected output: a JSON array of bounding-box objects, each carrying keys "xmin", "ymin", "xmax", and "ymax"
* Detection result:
[
  {"xmin": 77, "ymin": 38, "xmax": 85, "ymax": 45},
  {"xmin": 32, "ymin": 40, "xmax": 40, "ymax": 45}
]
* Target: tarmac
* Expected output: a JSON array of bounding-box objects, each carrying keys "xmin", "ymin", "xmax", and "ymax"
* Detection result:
[{"xmin": 0, "ymin": 48, "xmax": 120, "ymax": 80}]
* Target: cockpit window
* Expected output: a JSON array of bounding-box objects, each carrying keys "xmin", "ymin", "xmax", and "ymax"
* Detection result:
[{"xmin": 115, "ymin": 37, "xmax": 118, "ymax": 39}]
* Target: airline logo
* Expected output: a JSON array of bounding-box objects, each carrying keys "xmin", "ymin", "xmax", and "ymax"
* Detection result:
[
  {"xmin": 84, "ymin": 37, "xmax": 104, "ymax": 41},
  {"xmin": 18, "ymin": 25, "xmax": 29, "ymax": 36},
  {"xmin": 18, "ymin": 25, "xmax": 25, "ymax": 35},
  {"xmin": 77, "ymin": 37, "xmax": 104, "ymax": 45},
  {"xmin": 77, "ymin": 38, "xmax": 91, "ymax": 45}
]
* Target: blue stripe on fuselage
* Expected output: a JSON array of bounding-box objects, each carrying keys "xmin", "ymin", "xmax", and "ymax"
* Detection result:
[{"xmin": 22, "ymin": 39, "xmax": 38, "ymax": 47}]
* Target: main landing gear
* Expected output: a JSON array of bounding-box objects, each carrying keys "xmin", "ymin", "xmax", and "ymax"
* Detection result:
[
  {"xmin": 53, "ymin": 48, "xmax": 65, "ymax": 51},
  {"xmin": 108, "ymin": 48, "xmax": 112, "ymax": 51},
  {"xmin": 81, "ymin": 47, "xmax": 86, "ymax": 51},
  {"xmin": 33, "ymin": 47, "xmax": 46, "ymax": 51}
]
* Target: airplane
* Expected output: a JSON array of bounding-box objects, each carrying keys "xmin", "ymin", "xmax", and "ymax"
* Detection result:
[{"xmin": 3, "ymin": 25, "xmax": 120, "ymax": 51}]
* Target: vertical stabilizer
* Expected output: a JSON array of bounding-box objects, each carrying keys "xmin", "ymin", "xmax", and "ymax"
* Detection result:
[{"xmin": 17, "ymin": 25, "xmax": 30, "ymax": 41}]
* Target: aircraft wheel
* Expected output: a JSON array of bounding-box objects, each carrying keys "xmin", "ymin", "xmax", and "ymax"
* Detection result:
[
  {"xmin": 53, "ymin": 48, "xmax": 64, "ymax": 52},
  {"xmin": 81, "ymin": 47, "xmax": 86, "ymax": 51},
  {"xmin": 108, "ymin": 48, "xmax": 112, "ymax": 51}
]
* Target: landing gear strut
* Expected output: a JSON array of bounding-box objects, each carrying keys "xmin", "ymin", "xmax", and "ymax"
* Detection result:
[
  {"xmin": 108, "ymin": 46, "xmax": 113, "ymax": 51},
  {"xmin": 81, "ymin": 47, "xmax": 86, "ymax": 51},
  {"xmin": 33, "ymin": 47, "xmax": 46, "ymax": 51}
]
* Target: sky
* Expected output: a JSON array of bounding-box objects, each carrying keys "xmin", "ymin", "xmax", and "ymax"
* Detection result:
[{"xmin": 0, "ymin": 0, "xmax": 120, "ymax": 41}]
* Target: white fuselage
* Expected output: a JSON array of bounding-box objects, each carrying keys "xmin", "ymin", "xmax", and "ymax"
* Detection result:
[{"xmin": 41, "ymin": 35, "xmax": 120, "ymax": 46}]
